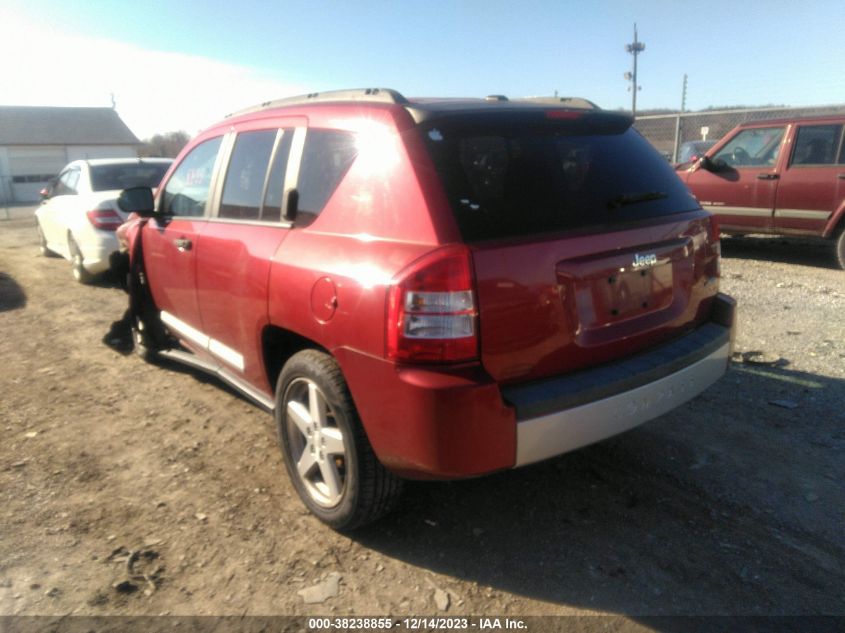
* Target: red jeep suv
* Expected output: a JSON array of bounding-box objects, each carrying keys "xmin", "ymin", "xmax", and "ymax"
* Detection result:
[
  {"xmin": 118, "ymin": 88, "xmax": 735, "ymax": 529},
  {"xmin": 680, "ymin": 116, "xmax": 845, "ymax": 268}
]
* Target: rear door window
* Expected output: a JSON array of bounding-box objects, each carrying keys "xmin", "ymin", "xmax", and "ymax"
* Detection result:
[
  {"xmin": 790, "ymin": 124, "xmax": 842, "ymax": 166},
  {"xmin": 220, "ymin": 130, "xmax": 278, "ymax": 220},
  {"xmin": 424, "ymin": 124, "xmax": 699, "ymax": 242}
]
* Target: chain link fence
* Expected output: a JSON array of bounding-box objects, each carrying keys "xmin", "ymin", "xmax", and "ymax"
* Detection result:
[{"xmin": 635, "ymin": 104, "xmax": 845, "ymax": 162}]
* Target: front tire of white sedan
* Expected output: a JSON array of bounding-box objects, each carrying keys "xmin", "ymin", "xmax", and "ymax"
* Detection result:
[
  {"xmin": 68, "ymin": 234, "xmax": 94, "ymax": 284},
  {"xmin": 36, "ymin": 222, "xmax": 58, "ymax": 258},
  {"xmin": 275, "ymin": 350, "xmax": 402, "ymax": 530}
]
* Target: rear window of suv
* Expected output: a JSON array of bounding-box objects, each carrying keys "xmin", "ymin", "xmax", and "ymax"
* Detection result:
[{"xmin": 423, "ymin": 121, "xmax": 699, "ymax": 242}]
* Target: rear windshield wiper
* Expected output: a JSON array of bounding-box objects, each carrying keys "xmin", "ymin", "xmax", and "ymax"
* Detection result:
[{"xmin": 607, "ymin": 191, "xmax": 667, "ymax": 210}]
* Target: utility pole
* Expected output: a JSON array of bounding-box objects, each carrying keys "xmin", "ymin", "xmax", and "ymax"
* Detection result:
[
  {"xmin": 672, "ymin": 74, "xmax": 688, "ymax": 162},
  {"xmin": 624, "ymin": 23, "xmax": 645, "ymax": 117}
]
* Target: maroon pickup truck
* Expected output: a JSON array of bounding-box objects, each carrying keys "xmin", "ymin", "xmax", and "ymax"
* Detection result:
[
  {"xmin": 117, "ymin": 88, "xmax": 735, "ymax": 529},
  {"xmin": 679, "ymin": 116, "xmax": 845, "ymax": 268}
]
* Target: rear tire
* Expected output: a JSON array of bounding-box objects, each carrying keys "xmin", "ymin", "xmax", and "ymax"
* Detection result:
[
  {"xmin": 275, "ymin": 350, "xmax": 402, "ymax": 530},
  {"xmin": 68, "ymin": 234, "xmax": 94, "ymax": 284}
]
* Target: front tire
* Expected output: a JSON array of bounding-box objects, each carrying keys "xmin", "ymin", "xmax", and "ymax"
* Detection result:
[
  {"xmin": 132, "ymin": 316, "xmax": 158, "ymax": 363},
  {"xmin": 36, "ymin": 222, "xmax": 58, "ymax": 257},
  {"xmin": 68, "ymin": 234, "xmax": 94, "ymax": 284},
  {"xmin": 275, "ymin": 350, "xmax": 402, "ymax": 530},
  {"xmin": 835, "ymin": 226, "xmax": 845, "ymax": 270}
]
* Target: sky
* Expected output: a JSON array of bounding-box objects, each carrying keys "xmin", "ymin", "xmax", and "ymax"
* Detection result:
[{"xmin": 1, "ymin": 0, "xmax": 843, "ymax": 139}]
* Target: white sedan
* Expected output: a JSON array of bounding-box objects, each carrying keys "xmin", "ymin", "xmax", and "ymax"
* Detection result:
[{"xmin": 35, "ymin": 158, "xmax": 172, "ymax": 283}]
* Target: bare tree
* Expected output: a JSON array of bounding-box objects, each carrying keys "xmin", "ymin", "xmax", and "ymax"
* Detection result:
[{"xmin": 139, "ymin": 131, "xmax": 191, "ymax": 158}]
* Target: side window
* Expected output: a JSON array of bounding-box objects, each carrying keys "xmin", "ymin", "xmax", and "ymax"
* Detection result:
[
  {"xmin": 296, "ymin": 129, "xmax": 357, "ymax": 221},
  {"xmin": 791, "ymin": 125, "xmax": 841, "ymax": 166},
  {"xmin": 220, "ymin": 130, "xmax": 278, "ymax": 220},
  {"xmin": 262, "ymin": 130, "xmax": 294, "ymax": 222},
  {"xmin": 162, "ymin": 137, "xmax": 223, "ymax": 217},
  {"xmin": 713, "ymin": 127, "xmax": 786, "ymax": 167},
  {"xmin": 54, "ymin": 168, "xmax": 80, "ymax": 196}
]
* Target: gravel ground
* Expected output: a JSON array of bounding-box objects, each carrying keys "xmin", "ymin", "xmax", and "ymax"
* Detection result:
[{"xmin": 1, "ymin": 209, "xmax": 843, "ymax": 630}]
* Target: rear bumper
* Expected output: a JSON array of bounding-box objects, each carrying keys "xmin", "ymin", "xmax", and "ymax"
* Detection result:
[
  {"xmin": 507, "ymin": 293, "xmax": 735, "ymax": 467},
  {"xmin": 79, "ymin": 231, "xmax": 120, "ymax": 274},
  {"xmin": 340, "ymin": 293, "xmax": 736, "ymax": 479},
  {"xmin": 511, "ymin": 332, "xmax": 730, "ymax": 467}
]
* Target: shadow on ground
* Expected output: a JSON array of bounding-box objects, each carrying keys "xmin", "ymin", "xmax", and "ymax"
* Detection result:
[
  {"xmin": 351, "ymin": 362, "xmax": 845, "ymax": 624},
  {"xmin": 721, "ymin": 235, "xmax": 840, "ymax": 270},
  {"xmin": 0, "ymin": 272, "xmax": 26, "ymax": 312}
]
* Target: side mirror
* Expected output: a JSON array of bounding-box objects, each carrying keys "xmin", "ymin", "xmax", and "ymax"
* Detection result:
[
  {"xmin": 699, "ymin": 155, "xmax": 724, "ymax": 172},
  {"xmin": 284, "ymin": 188, "xmax": 299, "ymax": 222},
  {"xmin": 117, "ymin": 186, "xmax": 155, "ymax": 217},
  {"xmin": 39, "ymin": 178, "xmax": 57, "ymax": 201}
]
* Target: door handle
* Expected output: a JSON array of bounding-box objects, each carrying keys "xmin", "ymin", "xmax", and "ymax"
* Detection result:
[
  {"xmin": 757, "ymin": 173, "xmax": 779, "ymax": 180},
  {"xmin": 838, "ymin": 174, "xmax": 845, "ymax": 180},
  {"xmin": 174, "ymin": 238, "xmax": 192, "ymax": 252}
]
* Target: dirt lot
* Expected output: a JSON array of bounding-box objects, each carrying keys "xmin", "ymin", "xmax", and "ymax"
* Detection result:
[{"xmin": 1, "ymin": 207, "xmax": 844, "ymax": 628}]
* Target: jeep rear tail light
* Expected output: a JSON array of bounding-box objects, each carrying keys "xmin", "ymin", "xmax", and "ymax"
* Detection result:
[
  {"xmin": 386, "ymin": 245, "xmax": 478, "ymax": 363},
  {"xmin": 86, "ymin": 209, "xmax": 123, "ymax": 231}
]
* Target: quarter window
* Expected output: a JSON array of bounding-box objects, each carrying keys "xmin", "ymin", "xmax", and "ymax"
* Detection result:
[
  {"xmin": 790, "ymin": 125, "xmax": 842, "ymax": 166},
  {"xmin": 296, "ymin": 129, "xmax": 357, "ymax": 221},
  {"xmin": 220, "ymin": 130, "xmax": 278, "ymax": 220},
  {"xmin": 713, "ymin": 127, "xmax": 786, "ymax": 167},
  {"xmin": 162, "ymin": 137, "xmax": 223, "ymax": 217}
]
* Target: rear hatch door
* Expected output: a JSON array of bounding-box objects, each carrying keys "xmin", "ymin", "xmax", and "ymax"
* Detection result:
[{"xmin": 421, "ymin": 110, "xmax": 719, "ymax": 383}]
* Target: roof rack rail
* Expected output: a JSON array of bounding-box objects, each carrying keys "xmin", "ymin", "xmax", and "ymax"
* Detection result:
[
  {"xmin": 226, "ymin": 88, "xmax": 409, "ymax": 118},
  {"xmin": 514, "ymin": 96, "xmax": 600, "ymax": 110}
]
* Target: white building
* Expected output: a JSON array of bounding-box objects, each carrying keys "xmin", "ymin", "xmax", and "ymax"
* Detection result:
[{"xmin": 0, "ymin": 106, "xmax": 140, "ymax": 203}]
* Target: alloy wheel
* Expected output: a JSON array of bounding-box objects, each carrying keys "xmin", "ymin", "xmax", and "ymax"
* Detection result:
[{"xmin": 283, "ymin": 377, "xmax": 348, "ymax": 508}]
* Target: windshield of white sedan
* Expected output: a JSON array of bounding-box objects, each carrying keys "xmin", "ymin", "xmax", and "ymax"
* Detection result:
[{"xmin": 90, "ymin": 163, "xmax": 171, "ymax": 192}]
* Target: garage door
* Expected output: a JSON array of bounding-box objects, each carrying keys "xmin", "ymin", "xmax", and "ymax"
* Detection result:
[{"xmin": 8, "ymin": 146, "xmax": 67, "ymax": 202}]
